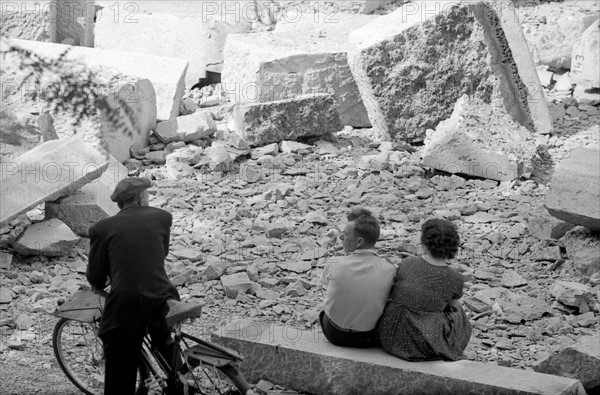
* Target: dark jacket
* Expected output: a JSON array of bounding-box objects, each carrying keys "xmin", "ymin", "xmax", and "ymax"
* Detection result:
[{"xmin": 87, "ymin": 205, "xmax": 180, "ymax": 336}]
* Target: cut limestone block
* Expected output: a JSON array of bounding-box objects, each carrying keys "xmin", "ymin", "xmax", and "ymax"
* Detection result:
[
  {"xmin": 421, "ymin": 95, "xmax": 537, "ymax": 181},
  {"xmin": 347, "ymin": 1, "xmax": 552, "ymax": 142},
  {"xmin": 94, "ymin": 0, "xmax": 252, "ymax": 87},
  {"xmin": 51, "ymin": 0, "xmax": 96, "ymax": 46},
  {"xmin": 213, "ymin": 323, "xmax": 585, "ymax": 395},
  {"xmin": 562, "ymin": 227, "xmax": 600, "ymax": 278},
  {"xmin": 571, "ymin": 19, "xmax": 600, "ymax": 88},
  {"xmin": 222, "ymin": 13, "xmax": 376, "ymax": 127},
  {"xmin": 0, "ymin": 138, "xmax": 109, "ymax": 227},
  {"xmin": 233, "ymin": 93, "xmax": 343, "ymax": 147},
  {"xmin": 0, "ymin": 1, "xmax": 53, "ymax": 42},
  {"xmin": 520, "ymin": 1, "xmax": 599, "ymax": 70},
  {"xmin": 1, "ymin": 0, "xmax": 96, "ymax": 46},
  {"xmin": 155, "ymin": 112, "xmax": 217, "ymax": 144},
  {"xmin": 45, "ymin": 156, "xmax": 128, "ymax": 236},
  {"xmin": 7, "ymin": 38, "xmax": 185, "ymax": 122},
  {"xmin": 534, "ymin": 334, "xmax": 600, "ymax": 392},
  {"xmin": 546, "ymin": 147, "xmax": 600, "ymax": 230},
  {"xmin": 12, "ymin": 218, "xmax": 80, "ymax": 257},
  {"xmin": 3, "ymin": 39, "xmax": 158, "ymax": 162}
]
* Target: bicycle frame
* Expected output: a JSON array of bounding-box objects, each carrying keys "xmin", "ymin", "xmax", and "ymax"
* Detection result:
[{"xmin": 138, "ymin": 324, "xmax": 248, "ymax": 394}]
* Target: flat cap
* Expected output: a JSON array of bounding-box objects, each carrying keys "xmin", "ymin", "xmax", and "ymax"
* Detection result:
[{"xmin": 110, "ymin": 177, "xmax": 152, "ymax": 202}]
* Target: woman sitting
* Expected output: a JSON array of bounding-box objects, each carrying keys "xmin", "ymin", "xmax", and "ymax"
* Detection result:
[{"xmin": 378, "ymin": 218, "xmax": 472, "ymax": 361}]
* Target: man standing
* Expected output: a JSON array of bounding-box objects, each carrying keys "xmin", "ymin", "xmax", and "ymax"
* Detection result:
[
  {"xmin": 320, "ymin": 207, "xmax": 395, "ymax": 348},
  {"xmin": 87, "ymin": 177, "xmax": 180, "ymax": 395}
]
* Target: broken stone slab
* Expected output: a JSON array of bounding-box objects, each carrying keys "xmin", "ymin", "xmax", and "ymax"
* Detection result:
[
  {"xmin": 545, "ymin": 147, "xmax": 600, "ymax": 230},
  {"xmin": 573, "ymin": 84, "xmax": 600, "ymax": 106},
  {"xmin": 155, "ymin": 111, "xmax": 217, "ymax": 144},
  {"xmin": 44, "ymin": 155, "xmax": 127, "ymax": 237},
  {"xmin": 562, "ymin": 227, "xmax": 600, "ymax": 278},
  {"xmin": 233, "ymin": 94, "xmax": 343, "ymax": 147},
  {"xmin": 94, "ymin": 1, "xmax": 251, "ymax": 87},
  {"xmin": 8, "ymin": 37, "xmax": 186, "ymax": 121},
  {"xmin": 0, "ymin": 138, "xmax": 109, "ymax": 227},
  {"xmin": 220, "ymin": 272, "xmax": 252, "ymax": 299},
  {"xmin": 347, "ymin": 0, "xmax": 552, "ymax": 142},
  {"xmin": 0, "ymin": 251, "xmax": 13, "ymax": 269},
  {"xmin": 527, "ymin": 208, "xmax": 576, "ymax": 240},
  {"xmin": 171, "ymin": 248, "xmax": 204, "ymax": 262},
  {"xmin": 550, "ymin": 281, "xmax": 593, "ymax": 308},
  {"xmin": 12, "ymin": 218, "xmax": 80, "ymax": 257},
  {"xmin": 251, "ymin": 143, "xmax": 279, "ymax": 159},
  {"xmin": 500, "ymin": 270, "xmax": 528, "ymax": 288},
  {"xmin": 521, "ymin": 2, "xmax": 599, "ymax": 70},
  {"xmin": 222, "ymin": 13, "xmax": 375, "ymax": 127},
  {"xmin": 279, "ymin": 141, "xmax": 311, "ymax": 155},
  {"xmin": 213, "ymin": 323, "xmax": 585, "ymax": 395},
  {"xmin": 570, "ymin": 18, "xmax": 600, "ymax": 88},
  {"xmin": 534, "ymin": 334, "xmax": 600, "ymax": 392},
  {"xmin": 421, "ymin": 95, "xmax": 536, "ymax": 181}
]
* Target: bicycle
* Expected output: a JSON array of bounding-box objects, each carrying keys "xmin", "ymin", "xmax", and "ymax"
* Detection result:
[{"xmin": 52, "ymin": 287, "xmax": 257, "ymax": 395}]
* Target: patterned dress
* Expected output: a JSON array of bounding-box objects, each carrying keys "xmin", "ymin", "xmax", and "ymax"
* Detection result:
[{"xmin": 378, "ymin": 256, "xmax": 472, "ymax": 361}]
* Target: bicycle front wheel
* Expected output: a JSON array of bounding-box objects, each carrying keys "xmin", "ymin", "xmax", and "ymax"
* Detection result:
[
  {"xmin": 52, "ymin": 318, "xmax": 150, "ymax": 395},
  {"xmin": 52, "ymin": 318, "xmax": 106, "ymax": 395},
  {"xmin": 184, "ymin": 361, "xmax": 253, "ymax": 395}
]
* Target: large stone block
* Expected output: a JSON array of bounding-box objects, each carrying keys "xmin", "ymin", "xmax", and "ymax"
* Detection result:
[
  {"xmin": 0, "ymin": 0, "xmax": 96, "ymax": 46},
  {"xmin": 5, "ymin": 38, "xmax": 184, "ymax": 122},
  {"xmin": 534, "ymin": 334, "xmax": 600, "ymax": 392},
  {"xmin": 0, "ymin": 1, "xmax": 53, "ymax": 42},
  {"xmin": 546, "ymin": 147, "xmax": 600, "ymax": 230},
  {"xmin": 45, "ymin": 156, "xmax": 128, "ymax": 236},
  {"xmin": 421, "ymin": 95, "xmax": 537, "ymax": 181},
  {"xmin": 155, "ymin": 111, "xmax": 217, "ymax": 144},
  {"xmin": 520, "ymin": 1, "xmax": 599, "ymax": 70},
  {"xmin": 223, "ymin": 13, "xmax": 376, "ymax": 127},
  {"xmin": 0, "ymin": 138, "xmax": 109, "ymax": 227},
  {"xmin": 347, "ymin": 1, "xmax": 552, "ymax": 142},
  {"xmin": 213, "ymin": 323, "xmax": 585, "ymax": 395},
  {"xmin": 12, "ymin": 218, "xmax": 80, "ymax": 257},
  {"xmin": 571, "ymin": 18, "xmax": 600, "ymax": 89},
  {"xmin": 94, "ymin": 1, "xmax": 252, "ymax": 87},
  {"xmin": 233, "ymin": 93, "xmax": 343, "ymax": 147}
]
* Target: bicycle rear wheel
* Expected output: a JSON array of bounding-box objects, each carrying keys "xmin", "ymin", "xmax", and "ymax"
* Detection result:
[
  {"xmin": 52, "ymin": 318, "xmax": 149, "ymax": 395},
  {"xmin": 52, "ymin": 318, "xmax": 105, "ymax": 395}
]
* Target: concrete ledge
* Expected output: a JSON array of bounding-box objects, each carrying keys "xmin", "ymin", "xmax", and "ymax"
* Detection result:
[{"xmin": 213, "ymin": 324, "xmax": 585, "ymax": 395}]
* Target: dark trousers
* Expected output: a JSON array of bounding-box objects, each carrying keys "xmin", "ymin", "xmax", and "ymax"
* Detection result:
[
  {"xmin": 319, "ymin": 311, "xmax": 379, "ymax": 348},
  {"xmin": 101, "ymin": 323, "xmax": 181, "ymax": 395}
]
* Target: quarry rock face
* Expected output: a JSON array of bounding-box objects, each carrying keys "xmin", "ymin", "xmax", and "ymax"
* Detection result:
[
  {"xmin": 347, "ymin": 1, "xmax": 552, "ymax": 143},
  {"xmin": 421, "ymin": 95, "xmax": 537, "ymax": 181}
]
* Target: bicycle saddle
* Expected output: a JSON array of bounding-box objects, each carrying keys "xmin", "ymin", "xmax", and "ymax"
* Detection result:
[{"xmin": 165, "ymin": 299, "xmax": 202, "ymax": 328}]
